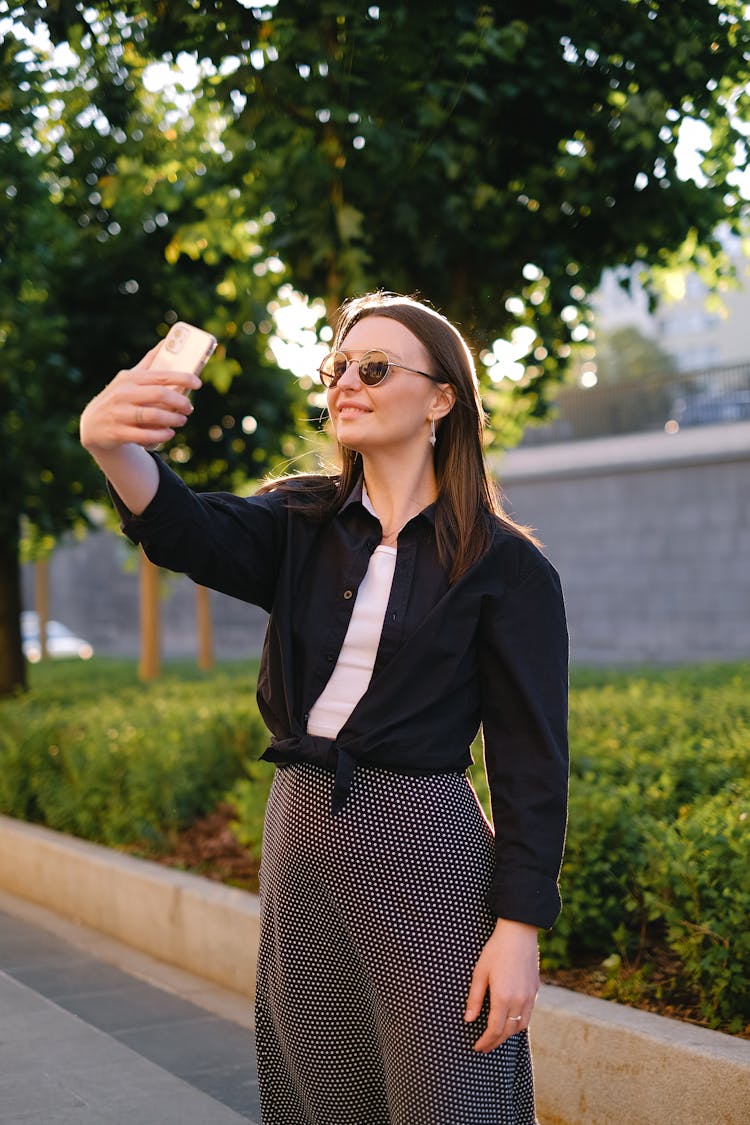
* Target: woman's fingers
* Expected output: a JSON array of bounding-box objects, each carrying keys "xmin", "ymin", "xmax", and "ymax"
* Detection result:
[
  {"xmin": 81, "ymin": 364, "xmax": 200, "ymax": 452},
  {"xmin": 464, "ymin": 919, "xmax": 540, "ymax": 1053},
  {"xmin": 466, "ymin": 957, "xmax": 531, "ymax": 1052},
  {"xmin": 119, "ymin": 425, "xmax": 177, "ymax": 448},
  {"xmin": 130, "ymin": 389, "xmax": 195, "ymax": 418},
  {"xmin": 132, "ymin": 364, "xmax": 203, "ymax": 395},
  {"xmin": 129, "ymin": 402, "xmax": 191, "ymax": 431},
  {"xmin": 463, "ymin": 960, "xmax": 489, "ymax": 1026},
  {"xmin": 471, "ymin": 992, "xmax": 533, "ymax": 1053}
]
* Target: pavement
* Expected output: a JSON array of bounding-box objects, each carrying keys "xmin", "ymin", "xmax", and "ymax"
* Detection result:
[{"xmin": 0, "ymin": 899, "xmax": 261, "ymax": 1125}]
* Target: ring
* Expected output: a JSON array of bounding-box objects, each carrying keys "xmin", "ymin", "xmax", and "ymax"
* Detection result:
[
  {"xmin": 507, "ymin": 1015, "xmax": 523, "ymax": 1022},
  {"xmin": 135, "ymin": 406, "xmax": 144, "ymax": 427}
]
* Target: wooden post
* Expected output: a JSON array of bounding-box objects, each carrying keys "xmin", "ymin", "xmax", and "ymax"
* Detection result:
[
  {"xmin": 35, "ymin": 558, "xmax": 49, "ymax": 660},
  {"xmin": 138, "ymin": 549, "xmax": 160, "ymax": 681},
  {"xmin": 196, "ymin": 584, "xmax": 214, "ymax": 670}
]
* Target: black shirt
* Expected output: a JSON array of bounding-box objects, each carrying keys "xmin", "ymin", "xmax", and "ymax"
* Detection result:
[{"xmin": 113, "ymin": 455, "xmax": 569, "ymax": 929}]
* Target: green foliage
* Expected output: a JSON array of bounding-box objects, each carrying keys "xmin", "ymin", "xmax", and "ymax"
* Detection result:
[
  {"xmin": 227, "ymin": 762, "xmax": 275, "ymax": 863},
  {"xmin": 639, "ymin": 780, "xmax": 750, "ymax": 1031},
  {"xmin": 0, "ymin": 17, "xmax": 308, "ymax": 692},
  {"xmin": 539, "ymin": 663, "xmax": 750, "ymax": 1030},
  {"xmin": 0, "ymin": 658, "xmax": 268, "ymax": 847},
  {"xmin": 21, "ymin": 0, "xmax": 750, "ymax": 409},
  {"xmin": 583, "ymin": 326, "xmax": 679, "ymax": 386}
]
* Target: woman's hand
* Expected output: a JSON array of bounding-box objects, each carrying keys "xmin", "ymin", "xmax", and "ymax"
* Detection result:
[
  {"xmin": 80, "ymin": 346, "xmax": 202, "ymax": 453},
  {"xmin": 464, "ymin": 918, "xmax": 540, "ymax": 1053}
]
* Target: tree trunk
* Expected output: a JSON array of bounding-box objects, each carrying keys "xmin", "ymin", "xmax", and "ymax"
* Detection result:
[
  {"xmin": 196, "ymin": 584, "xmax": 214, "ymax": 671},
  {"xmin": 138, "ymin": 549, "xmax": 161, "ymax": 681},
  {"xmin": 0, "ymin": 526, "xmax": 27, "ymax": 696},
  {"xmin": 35, "ymin": 558, "xmax": 49, "ymax": 660}
]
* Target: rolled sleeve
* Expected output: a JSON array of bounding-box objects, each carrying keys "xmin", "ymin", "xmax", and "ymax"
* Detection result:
[{"xmin": 478, "ymin": 551, "xmax": 569, "ymax": 929}]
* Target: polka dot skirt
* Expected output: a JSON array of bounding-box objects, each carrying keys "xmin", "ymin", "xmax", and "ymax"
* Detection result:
[{"xmin": 255, "ymin": 763, "xmax": 537, "ymax": 1125}]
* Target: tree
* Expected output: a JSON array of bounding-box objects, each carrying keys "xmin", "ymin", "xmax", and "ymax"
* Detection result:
[
  {"xmin": 571, "ymin": 324, "xmax": 679, "ymax": 386},
  {"xmin": 19, "ymin": 0, "xmax": 749, "ymax": 417},
  {"xmin": 0, "ymin": 33, "xmax": 94, "ymax": 693},
  {"xmin": 0, "ymin": 20, "xmax": 307, "ymax": 694}
]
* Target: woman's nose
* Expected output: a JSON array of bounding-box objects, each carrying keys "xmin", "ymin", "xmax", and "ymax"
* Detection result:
[{"xmin": 335, "ymin": 359, "xmax": 362, "ymax": 389}]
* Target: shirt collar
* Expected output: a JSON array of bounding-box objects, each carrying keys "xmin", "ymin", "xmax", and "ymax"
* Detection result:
[{"xmin": 338, "ymin": 476, "xmax": 436, "ymax": 527}]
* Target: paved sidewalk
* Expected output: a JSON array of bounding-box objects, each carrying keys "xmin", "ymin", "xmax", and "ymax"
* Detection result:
[{"xmin": 0, "ymin": 906, "xmax": 261, "ymax": 1124}]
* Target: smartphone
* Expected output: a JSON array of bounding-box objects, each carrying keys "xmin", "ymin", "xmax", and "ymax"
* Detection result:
[{"xmin": 156, "ymin": 321, "xmax": 217, "ymax": 384}]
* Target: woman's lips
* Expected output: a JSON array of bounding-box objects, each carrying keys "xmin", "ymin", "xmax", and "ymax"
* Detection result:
[{"xmin": 337, "ymin": 403, "xmax": 371, "ymax": 416}]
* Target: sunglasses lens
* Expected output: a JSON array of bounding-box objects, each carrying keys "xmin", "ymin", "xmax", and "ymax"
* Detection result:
[
  {"xmin": 319, "ymin": 349, "xmax": 390, "ymax": 386},
  {"xmin": 319, "ymin": 353, "xmax": 344, "ymax": 385},
  {"xmin": 331, "ymin": 353, "xmax": 349, "ymax": 382},
  {"xmin": 358, "ymin": 350, "xmax": 389, "ymax": 385}
]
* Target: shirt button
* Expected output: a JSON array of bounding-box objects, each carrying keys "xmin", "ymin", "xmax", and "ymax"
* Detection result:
[
  {"xmin": 343, "ymin": 589, "xmax": 354, "ymax": 599},
  {"xmin": 326, "ymin": 653, "xmax": 335, "ymax": 662}
]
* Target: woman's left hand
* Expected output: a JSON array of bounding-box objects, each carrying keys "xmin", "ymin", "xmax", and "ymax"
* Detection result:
[{"xmin": 464, "ymin": 918, "xmax": 540, "ymax": 1052}]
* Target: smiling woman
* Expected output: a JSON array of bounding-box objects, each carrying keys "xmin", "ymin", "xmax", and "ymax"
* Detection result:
[{"xmin": 79, "ymin": 289, "xmax": 569, "ymax": 1125}]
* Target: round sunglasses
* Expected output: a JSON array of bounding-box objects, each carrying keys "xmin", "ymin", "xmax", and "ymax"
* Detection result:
[{"xmin": 318, "ymin": 349, "xmax": 442, "ymax": 388}]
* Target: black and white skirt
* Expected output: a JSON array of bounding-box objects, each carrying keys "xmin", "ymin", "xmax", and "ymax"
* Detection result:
[{"xmin": 255, "ymin": 763, "xmax": 537, "ymax": 1125}]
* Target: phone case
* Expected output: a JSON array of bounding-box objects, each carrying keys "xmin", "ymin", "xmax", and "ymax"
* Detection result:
[{"xmin": 157, "ymin": 322, "xmax": 217, "ymax": 377}]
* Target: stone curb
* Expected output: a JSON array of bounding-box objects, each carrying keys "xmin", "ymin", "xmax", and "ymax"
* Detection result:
[
  {"xmin": 0, "ymin": 813, "xmax": 259, "ymax": 998},
  {"xmin": 1, "ymin": 814, "xmax": 748, "ymax": 1125}
]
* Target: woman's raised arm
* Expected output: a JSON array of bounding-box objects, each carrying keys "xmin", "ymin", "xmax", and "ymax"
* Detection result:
[{"xmin": 79, "ymin": 346, "xmax": 202, "ymax": 515}]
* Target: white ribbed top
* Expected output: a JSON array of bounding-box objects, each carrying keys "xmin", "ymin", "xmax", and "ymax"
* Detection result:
[{"xmin": 306, "ymin": 489, "xmax": 396, "ymax": 739}]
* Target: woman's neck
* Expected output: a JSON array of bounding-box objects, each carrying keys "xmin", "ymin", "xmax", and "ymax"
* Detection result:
[{"xmin": 361, "ymin": 452, "xmax": 437, "ymax": 545}]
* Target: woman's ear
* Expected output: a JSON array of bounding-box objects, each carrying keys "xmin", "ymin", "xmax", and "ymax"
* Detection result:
[{"xmin": 431, "ymin": 382, "xmax": 456, "ymax": 421}]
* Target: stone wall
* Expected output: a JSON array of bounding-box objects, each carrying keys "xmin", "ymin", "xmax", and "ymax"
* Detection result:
[{"xmin": 496, "ymin": 420, "xmax": 750, "ymax": 665}]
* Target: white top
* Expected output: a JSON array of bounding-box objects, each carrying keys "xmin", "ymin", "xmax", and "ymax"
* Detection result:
[{"xmin": 306, "ymin": 489, "xmax": 397, "ymax": 740}]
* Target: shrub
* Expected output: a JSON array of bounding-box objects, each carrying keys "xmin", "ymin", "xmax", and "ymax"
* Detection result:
[
  {"xmin": 542, "ymin": 665, "xmax": 750, "ymax": 965},
  {"xmin": 639, "ymin": 780, "xmax": 750, "ymax": 1030},
  {"xmin": 2, "ymin": 658, "xmax": 748, "ymax": 1032},
  {"xmin": 0, "ymin": 659, "xmax": 267, "ymax": 848},
  {"xmin": 227, "ymin": 760, "xmax": 275, "ymax": 862}
]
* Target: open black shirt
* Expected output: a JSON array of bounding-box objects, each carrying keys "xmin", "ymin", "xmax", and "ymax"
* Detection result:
[{"xmin": 113, "ymin": 455, "xmax": 569, "ymax": 929}]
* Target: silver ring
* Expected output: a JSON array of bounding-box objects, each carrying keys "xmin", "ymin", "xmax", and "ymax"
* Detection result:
[
  {"xmin": 507, "ymin": 1015, "xmax": 523, "ymax": 1022},
  {"xmin": 135, "ymin": 406, "xmax": 144, "ymax": 427}
]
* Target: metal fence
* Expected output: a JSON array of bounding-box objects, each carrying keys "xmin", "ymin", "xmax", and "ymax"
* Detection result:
[{"xmin": 520, "ymin": 360, "xmax": 750, "ymax": 446}]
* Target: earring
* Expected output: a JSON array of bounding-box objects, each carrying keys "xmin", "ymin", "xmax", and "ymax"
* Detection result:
[{"xmin": 429, "ymin": 417, "xmax": 437, "ymax": 447}]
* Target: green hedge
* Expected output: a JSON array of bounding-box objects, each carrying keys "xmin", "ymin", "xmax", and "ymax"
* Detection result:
[
  {"xmin": 1, "ymin": 658, "xmax": 748, "ymax": 1031},
  {"xmin": 541, "ymin": 664, "xmax": 750, "ymax": 1031},
  {"xmin": 0, "ymin": 660, "xmax": 268, "ymax": 848}
]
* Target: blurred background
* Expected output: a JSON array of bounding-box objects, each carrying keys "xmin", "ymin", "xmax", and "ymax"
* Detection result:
[{"xmin": 3, "ymin": 0, "xmax": 750, "ymax": 690}]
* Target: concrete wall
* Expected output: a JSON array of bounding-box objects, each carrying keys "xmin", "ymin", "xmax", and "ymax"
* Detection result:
[
  {"xmin": 23, "ymin": 420, "xmax": 750, "ymax": 667},
  {"xmin": 496, "ymin": 420, "xmax": 750, "ymax": 665},
  {"xmin": 21, "ymin": 530, "xmax": 268, "ymax": 662}
]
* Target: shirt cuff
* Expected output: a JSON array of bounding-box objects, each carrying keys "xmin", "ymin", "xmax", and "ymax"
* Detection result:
[{"xmin": 488, "ymin": 866, "xmax": 562, "ymax": 930}]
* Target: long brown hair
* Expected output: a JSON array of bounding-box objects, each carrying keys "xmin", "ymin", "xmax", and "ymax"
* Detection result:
[{"xmin": 259, "ymin": 291, "xmax": 538, "ymax": 582}]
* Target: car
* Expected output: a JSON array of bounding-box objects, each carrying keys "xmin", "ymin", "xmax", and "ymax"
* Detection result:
[{"xmin": 21, "ymin": 611, "xmax": 94, "ymax": 663}]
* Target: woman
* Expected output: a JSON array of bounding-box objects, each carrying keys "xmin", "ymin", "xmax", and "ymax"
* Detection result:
[{"xmin": 80, "ymin": 291, "xmax": 569, "ymax": 1125}]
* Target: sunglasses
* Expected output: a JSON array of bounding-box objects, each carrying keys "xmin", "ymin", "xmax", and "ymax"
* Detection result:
[{"xmin": 318, "ymin": 349, "xmax": 442, "ymax": 388}]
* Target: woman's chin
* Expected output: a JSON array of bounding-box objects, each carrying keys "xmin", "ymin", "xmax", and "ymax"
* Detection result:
[{"xmin": 334, "ymin": 421, "xmax": 369, "ymax": 450}]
